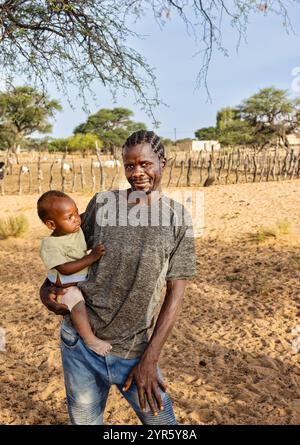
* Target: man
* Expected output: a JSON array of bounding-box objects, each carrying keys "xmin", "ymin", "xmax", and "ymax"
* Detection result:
[{"xmin": 40, "ymin": 130, "xmax": 196, "ymax": 425}]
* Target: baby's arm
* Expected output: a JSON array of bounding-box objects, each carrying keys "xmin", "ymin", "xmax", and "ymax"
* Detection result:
[{"xmin": 55, "ymin": 244, "xmax": 105, "ymax": 276}]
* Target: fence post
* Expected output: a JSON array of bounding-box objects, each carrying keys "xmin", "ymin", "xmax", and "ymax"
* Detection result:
[
  {"xmin": 49, "ymin": 161, "xmax": 55, "ymax": 190},
  {"xmin": 167, "ymin": 155, "xmax": 176, "ymax": 187},
  {"xmin": 176, "ymin": 160, "xmax": 184, "ymax": 187},
  {"xmin": 37, "ymin": 153, "xmax": 43, "ymax": 194},
  {"xmin": 95, "ymin": 142, "xmax": 105, "ymax": 191},
  {"xmin": 91, "ymin": 159, "xmax": 96, "ymax": 193},
  {"xmin": 187, "ymin": 157, "xmax": 193, "ymax": 186}
]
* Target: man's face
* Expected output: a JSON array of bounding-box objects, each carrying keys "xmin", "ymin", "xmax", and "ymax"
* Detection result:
[
  {"xmin": 122, "ymin": 143, "xmax": 166, "ymax": 194},
  {"xmin": 45, "ymin": 197, "xmax": 81, "ymax": 235}
]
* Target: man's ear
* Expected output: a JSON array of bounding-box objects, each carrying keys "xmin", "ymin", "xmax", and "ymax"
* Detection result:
[
  {"xmin": 45, "ymin": 219, "xmax": 56, "ymax": 231},
  {"xmin": 161, "ymin": 158, "xmax": 167, "ymax": 170}
]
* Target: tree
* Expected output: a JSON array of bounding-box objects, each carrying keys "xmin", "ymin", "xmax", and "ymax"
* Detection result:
[
  {"xmin": 161, "ymin": 138, "xmax": 174, "ymax": 147},
  {"xmin": 48, "ymin": 138, "xmax": 69, "ymax": 153},
  {"xmin": 201, "ymin": 88, "xmax": 300, "ymax": 149},
  {"xmin": 0, "ymin": 86, "xmax": 61, "ymax": 151},
  {"xmin": 216, "ymin": 107, "xmax": 253, "ymax": 146},
  {"xmin": 0, "ymin": 124, "xmax": 15, "ymax": 151},
  {"xmin": 0, "ymin": 1, "xmax": 297, "ymax": 117},
  {"xmin": 195, "ymin": 126, "xmax": 218, "ymax": 141},
  {"xmin": 68, "ymin": 133, "xmax": 102, "ymax": 155},
  {"xmin": 238, "ymin": 87, "xmax": 300, "ymax": 150},
  {"xmin": 74, "ymin": 108, "xmax": 146, "ymax": 153}
]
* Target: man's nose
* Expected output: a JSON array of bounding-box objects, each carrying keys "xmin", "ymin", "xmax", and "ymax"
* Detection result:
[{"xmin": 131, "ymin": 165, "xmax": 144, "ymax": 177}]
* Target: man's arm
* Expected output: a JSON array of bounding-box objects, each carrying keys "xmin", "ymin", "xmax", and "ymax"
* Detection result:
[
  {"xmin": 39, "ymin": 279, "xmax": 69, "ymax": 316},
  {"xmin": 123, "ymin": 279, "xmax": 187, "ymax": 416}
]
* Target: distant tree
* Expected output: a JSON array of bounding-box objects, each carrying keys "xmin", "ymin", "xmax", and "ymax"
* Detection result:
[
  {"xmin": 0, "ymin": 124, "xmax": 15, "ymax": 151},
  {"xmin": 195, "ymin": 126, "xmax": 218, "ymax": 140},
  {"xmin": 74, "ymin": 108, "xmax": 146, "ymax": 154},
  {"xmin": 216, "ymin": 107, "xmax": 253, "ymax": 146},
  {"xmin": 48, "ymin": 138, "xmax": 69, "ymax": 153},
  {"xmin": 238, "ymin": 87, "xmax": 300, "ymax": 150},
  {"xmin": 161, "ymin": 138, "xmax": 174, "ymax": 147},
  {"xmin": 0, "ymin": 1, "xmax": 297, "ymax": 117},
  {"xmin": 68, "ymin": 133, "xmax": 102, "ymax": 156},
  {"xmin": 0, "ymin": 86, "xmax": 61, "ymax": 152},
  {"xmin": 176, "ymin": 138, "xmax": 193, "ymax": 144},
  {"xmin": 203, "ymin": 89, "xmax": 300, "ymax": 149}
]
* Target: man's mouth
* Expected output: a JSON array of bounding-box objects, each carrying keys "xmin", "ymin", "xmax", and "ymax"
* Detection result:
[{"xmin": 132, "ymin": 180, "xmax": 150, "ymax": 186}]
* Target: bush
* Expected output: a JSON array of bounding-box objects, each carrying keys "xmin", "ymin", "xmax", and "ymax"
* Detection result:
[
  {"xmin": 276, "ymin": 219, "xmax": 291, "ymax": 235},
  {"xmin": 0, "ymin": 214, "xmax": 29, "ymax": 239},
  {"xmin": 248, "ymin": 226, "xmax": 277, "ymax": 244},
  {"xmin": 248, "ymin": 220, "xmax": 291, "ymax": 244}
]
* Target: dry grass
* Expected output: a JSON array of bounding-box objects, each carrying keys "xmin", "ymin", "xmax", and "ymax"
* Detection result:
[
  {"xmin": 0, "ymin": 214, "xmax": 29, "ymax": 239},
  {"xmin": 248, "ymin": 219, "xmax": 292, "ymax": 244}
]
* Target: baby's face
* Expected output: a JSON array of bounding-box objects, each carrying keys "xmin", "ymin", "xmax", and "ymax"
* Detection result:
[{"xmin": 48, "ymin": 198, "xmax": 81, "ymax": 236}]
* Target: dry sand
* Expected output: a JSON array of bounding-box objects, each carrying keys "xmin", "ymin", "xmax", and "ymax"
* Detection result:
[{"xmin": 0, "ymin": 180, "xmax": 300, "ymax": 425}]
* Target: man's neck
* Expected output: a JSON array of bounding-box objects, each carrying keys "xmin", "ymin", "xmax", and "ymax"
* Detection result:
[{"xmin": 127, "ymin": 187, "xmax": 163, "ymax": 206}]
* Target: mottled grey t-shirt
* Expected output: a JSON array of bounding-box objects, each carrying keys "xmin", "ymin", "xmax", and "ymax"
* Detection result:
[{"xmin": 78, "ymin": 190, "xmax": 196, "ymax": 359}]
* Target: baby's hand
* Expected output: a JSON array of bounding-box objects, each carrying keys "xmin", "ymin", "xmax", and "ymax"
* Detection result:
[{"xmin": 90, "ymin": 244, "xmax": 105, "ymax": 261}]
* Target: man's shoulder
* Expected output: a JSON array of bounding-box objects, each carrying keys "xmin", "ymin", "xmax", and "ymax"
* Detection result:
[
  {"xmin": 94, "ymin": 189, "xmax": 123, "ymax": 204},
  {"xmin": 161, "ymin": 195, "xmax": 192, "ymax": 226}
]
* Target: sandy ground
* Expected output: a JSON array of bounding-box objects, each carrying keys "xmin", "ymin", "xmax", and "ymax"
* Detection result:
[{"xmin": 0, "ymin": 180, "xmax": 300, "ymax": 425}]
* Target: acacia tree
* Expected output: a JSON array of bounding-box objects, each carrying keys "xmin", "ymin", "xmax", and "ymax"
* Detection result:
[
  {"xmin": 195, "ymin": 126, "xmax": 218, "ymax": 141},
  {"xmin": 74, "ymin": 107, "xmax": 146, "ymax": 153},
  {"xmin": 238, "ymin": 87, "xmax": 300, "ymax": 150},
  {"xmin": 0, "ymin": 86, "xmax": 61, "ymax": 151},
  {"xmin": 195, "ymin": 88, "xmax": 300, "ymax": 149},
  {"xmin": 0, "ymin": 1, "xmax": 298, "ymax": 118}
]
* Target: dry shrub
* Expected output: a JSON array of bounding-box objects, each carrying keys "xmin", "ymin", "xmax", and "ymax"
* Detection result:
[{"xmin": 0, "ymin": 214, "xmax": 29, "ymax": 239}]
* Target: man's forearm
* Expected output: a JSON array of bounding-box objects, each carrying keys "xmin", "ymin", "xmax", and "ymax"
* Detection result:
[{"xmin": 142, "ymin": 280, "xmax": 186, "ymax": 363}]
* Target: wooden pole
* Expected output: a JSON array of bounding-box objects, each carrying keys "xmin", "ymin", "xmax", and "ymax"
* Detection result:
[
  {"xmin": 91, "ymin": 159, "xmax": 96, "ymax": 193},
  {"xmin": 176, "ymin": 160, "xmax": 184, "ymax": 187},
  {"xmin": 187, "ymin": 157, "xmax": 193, "ymax": 186},
  {"xmin": 60, "ymin": 149, "xmax": 67, "ymax": 192},
  {"xmin": 167, "ymin": 156, "xmax": 176, "ymax": 187},
  {"xmin": 80, "ymin": 162, "xmax": 85, "ymax": 191},
  {"xmin": 37, "ymin": 153, "xmax": 43, "ymax": 194},
  {"xmin": 95, "ymin": 141, "xmax": 105, "ymax": 191},
  {"xmin": 18, "ymin": 166, "xmax": 23, "ymax": 195},
  {"xmin": 49, "ymin": 161, "xmax": 55, "ymax": 190}
]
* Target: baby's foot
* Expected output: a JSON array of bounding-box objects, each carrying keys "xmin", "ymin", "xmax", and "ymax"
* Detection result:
[{"xmin": 86, "ymin": 338, "xmax": 112, "ymax": 356}]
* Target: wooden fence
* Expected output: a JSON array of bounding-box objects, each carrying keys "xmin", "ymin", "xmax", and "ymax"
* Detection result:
[{"xmin": 0, "ymin": 146, "xmax": 300, "ymax": 195}]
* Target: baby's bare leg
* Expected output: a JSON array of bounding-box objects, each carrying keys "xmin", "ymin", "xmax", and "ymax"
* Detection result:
[{"xmin": 61, "ymin": 287, "xmax": 112, "ymax": 356}]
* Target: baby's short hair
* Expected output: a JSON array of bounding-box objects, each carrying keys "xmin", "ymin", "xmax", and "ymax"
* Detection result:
[{"xmin": 37, "ymin": 190, "xmax": 69, "ymax": 222}]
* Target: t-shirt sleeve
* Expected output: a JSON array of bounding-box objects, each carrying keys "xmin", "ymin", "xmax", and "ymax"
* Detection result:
[
  {"xmin": 40, "ymin": 240, "xmax": 67, "ymax": 271},
  {"xmin": 81, "ymin": 194, "xmax": 97, "ymax": 250},
  {"xmin": 166, "ymin": 209, "xmax": 197, "ymax": 281}
]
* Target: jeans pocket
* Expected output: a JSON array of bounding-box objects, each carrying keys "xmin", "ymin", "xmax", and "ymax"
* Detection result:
[{"xmin": 60, "ymin": 322, "xmax": 80, "ymax": 348}]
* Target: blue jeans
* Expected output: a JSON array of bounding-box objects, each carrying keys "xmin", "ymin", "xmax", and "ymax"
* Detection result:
[{"xmin": 60, "ymin": 318, "xmax": 177, "ymax": 425}]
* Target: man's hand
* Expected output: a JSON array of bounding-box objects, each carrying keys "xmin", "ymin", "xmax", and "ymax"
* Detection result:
[
  {"xmin": 122, "ymin": 280, "xmax": 187, "ymax": 416},
  {"xmin": 122, "ymin": 355, "xmax": 166, "ymax": 416},
  {"xmin": 40, "ymin": 279, "xmax": 69, "ymax": 316}
]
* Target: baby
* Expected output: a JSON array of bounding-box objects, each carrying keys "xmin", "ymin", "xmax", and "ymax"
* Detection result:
[{"xmin": 37, "ymin": 190, "xmax": 112, "ymax": 356}]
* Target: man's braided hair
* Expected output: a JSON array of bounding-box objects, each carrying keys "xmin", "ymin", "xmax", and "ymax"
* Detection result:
[{"xmin": 122, "ymin": 130, "xmax": 166, "ymax": 161}]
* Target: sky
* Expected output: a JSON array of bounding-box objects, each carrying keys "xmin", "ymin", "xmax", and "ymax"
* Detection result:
[{"xmin": 45, "ymin": 3, "xmax": 300, "ymax": 141}]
